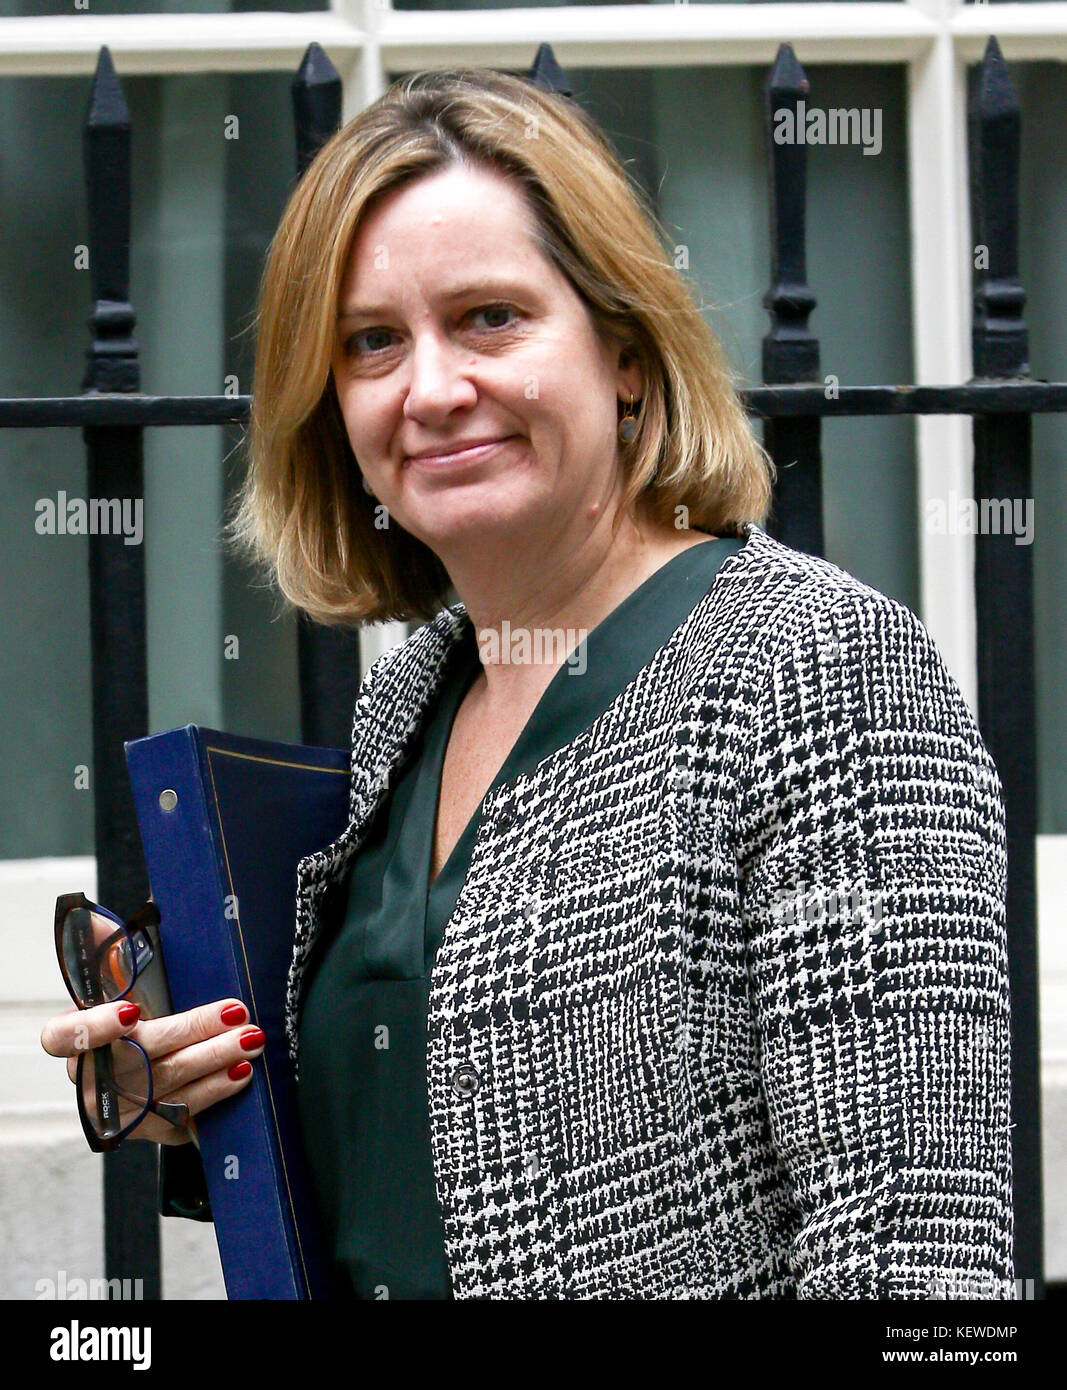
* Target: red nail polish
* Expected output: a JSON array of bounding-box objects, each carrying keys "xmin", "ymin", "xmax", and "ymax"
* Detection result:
[
  {"xmin": 239, "ymin": 1028, "xmax": 266, "ymax": 1053},
  {"xmin": 228, "ymin": 1061, "xmax": 252, "ymax": 1081},
  {"xmin": 220, "ymin": 1004, "xmax": 246, "ymax": 1025},
  {"xmin": 118, "ymin": 1003, "xmax": 140, "ymax": 1026}
]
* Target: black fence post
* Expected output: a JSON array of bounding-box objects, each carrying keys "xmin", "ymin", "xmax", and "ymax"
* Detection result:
[
  {"xmin": 291, "ymin": 44, "xmax": 363, "ymax": 749},
  {"xmin": 761, "ymin": 44, "xmax": 823, "ymax": 558},
  {"xmin": 969, "ymin": 35, "xmax": 1044, "ymax": 1298},
  {"xmin": 81, "ymin": 46, "xmax": 161, "ymax": 1300}
]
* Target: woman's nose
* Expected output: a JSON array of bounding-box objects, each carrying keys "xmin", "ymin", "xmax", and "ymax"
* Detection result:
[{"xmin": 402, "ymin": 330, "xmax": 478, "ymax": 420}]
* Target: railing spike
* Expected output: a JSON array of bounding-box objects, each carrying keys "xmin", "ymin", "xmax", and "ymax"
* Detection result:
[
  {"xmin": 762, "ymin": 42, "xmax": 818, "ymax": 386},
  {"xmin": 82, "ymin": 44, "xmax": 137, "ymax": 392},
  {"xmin": 86, "ymin": 45, "xmax": 130, "ymax": 132},
  {"xmin": 976, "ymin": 33, "xmax": 1015, "ymax": 119},
  {"xmin": 527, "ymin": 42, "xmax": 572, "ymax": 99},
  {"xmin": 768, "ymin": 41, "xmax": 809, "ymax": 98},
  {"xmin": 760, "ymin": 43, "xmax": 822, "ymax": 555},
  {"xmin": 971, "ymin": 34, "xmax": 1027, "ymax": 378},
  {"xmin": 292, "ymin": 42, "xmax": 343, "ymax": 178}
]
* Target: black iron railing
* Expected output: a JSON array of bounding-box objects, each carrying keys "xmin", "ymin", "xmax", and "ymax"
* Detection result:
[{"xmin": 2, "ymin": 35, "xmax": 1052, "ymax": 1299}]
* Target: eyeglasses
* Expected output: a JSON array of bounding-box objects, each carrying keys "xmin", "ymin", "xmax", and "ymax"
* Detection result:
[{"xmin": 54, "ymin": 891, "xmax": 189, "ymax": 1153}]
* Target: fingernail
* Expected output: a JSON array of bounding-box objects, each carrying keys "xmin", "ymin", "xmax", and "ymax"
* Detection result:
[
  {"xmin": 228, "ymin": 1061, "xmax": 252, "ymax": 1081},
  {"xmin": 118, "ymin": 1003, "xmax": 140, "ymax": 1027},
  {"xmin": 239, "ymin": 1028, "xmax": 265, "ymax": 1053},
  {"xmin": 220, "ymin": 1004, "xmax": 247, "ymax": 1025}
]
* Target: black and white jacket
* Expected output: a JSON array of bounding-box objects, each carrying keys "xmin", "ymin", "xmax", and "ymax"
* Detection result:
[{"xmin": 284, "ymin": 522, "xmax": 1014, "ymax": 1299}]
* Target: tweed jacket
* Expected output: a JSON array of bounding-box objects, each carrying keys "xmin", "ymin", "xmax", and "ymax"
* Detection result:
[{"xmin": 284, "ymin": 521, "xmax": 1014, "ymax": 1300}]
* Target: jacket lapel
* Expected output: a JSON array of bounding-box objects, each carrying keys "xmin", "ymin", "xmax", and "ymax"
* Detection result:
[
  {"xmin": 310, "ymin": 598, "xmax": 472, "ymax": 885},
  {"xmin": 345, "ymin": 600, "xmax": 471, "ymax": 848},
  {"xmin": 285, "ymin": 599, "xmax": 473, "ymax": 1067}
]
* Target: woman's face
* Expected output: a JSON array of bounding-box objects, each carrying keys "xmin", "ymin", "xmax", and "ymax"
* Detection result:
[{"xmin": 330, "ymin": 162, "xmax": 639, "ymax": 562}]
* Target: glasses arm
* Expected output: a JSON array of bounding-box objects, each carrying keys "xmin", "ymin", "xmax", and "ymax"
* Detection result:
[
  {"xmin": 102, "ymin": 1065, "xmax": 189, "ymax": 1128},
  {"xmin": 79, "ymin": 1042, "xmax": 190, "ymax": 1153}
]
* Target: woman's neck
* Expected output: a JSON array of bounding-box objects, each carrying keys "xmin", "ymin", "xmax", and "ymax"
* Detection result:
[{"xmin": 449, "ymin": 503, "xmax": 713, "ymax": 714}]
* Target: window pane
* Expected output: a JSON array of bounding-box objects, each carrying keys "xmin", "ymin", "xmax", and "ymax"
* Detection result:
[{"xmin": 0, "ymin": 75, "xmax": 93, "ymax": 858}]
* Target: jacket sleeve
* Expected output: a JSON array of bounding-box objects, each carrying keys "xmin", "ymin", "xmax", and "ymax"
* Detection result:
[
  {"xmin": 735, "ymin": 585, "xmax": 1014, "ymax": 1299},
  {"xmin": 158, "ymin": 1141, "xmax": 213, "ymax": 1222}
]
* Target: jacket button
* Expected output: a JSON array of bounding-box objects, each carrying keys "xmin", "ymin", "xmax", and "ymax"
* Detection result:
[
  {"xmin": 497, "ymin": 805, "xmax": 515, "ymax": 833},
  {"xmin": 451, "ymin": 1063, "xmax": 480, "ymax": 1099},
  {"xmin": 524, "ymin": 1148, "xmax": 541, "ymax": 1179}
]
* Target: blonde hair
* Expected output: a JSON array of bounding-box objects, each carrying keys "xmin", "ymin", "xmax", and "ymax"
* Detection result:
[{"xmin": 225, "ymin": 67, "xmax": 774, "ymax": 625}]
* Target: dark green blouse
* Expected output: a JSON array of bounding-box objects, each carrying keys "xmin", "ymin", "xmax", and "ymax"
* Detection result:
[{"xmin": 296, "ymin": 533, "xmax": 745, "ymax": 1299}]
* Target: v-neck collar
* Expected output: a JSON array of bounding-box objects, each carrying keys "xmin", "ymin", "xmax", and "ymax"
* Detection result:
[
  {"xmin": 329, "ymin": 524, "xmax": 758, "ymax": 896},
  {"xmin": 416, "ymin": 534, "xmax": 746, "ymax": 948}
]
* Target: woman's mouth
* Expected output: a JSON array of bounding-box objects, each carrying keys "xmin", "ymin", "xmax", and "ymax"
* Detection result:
[{"xmin": 405, "ymin": 436, "xmax": 519, "ymax": 470}]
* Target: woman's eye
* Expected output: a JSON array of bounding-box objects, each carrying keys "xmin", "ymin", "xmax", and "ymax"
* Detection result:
[
  {"xmin": 344, "ymin": 327, "xmax": 394, "ymax": 356},
  {"xmin": 468, "ymin": 303, "xmax": 516, "ymax": 332}
]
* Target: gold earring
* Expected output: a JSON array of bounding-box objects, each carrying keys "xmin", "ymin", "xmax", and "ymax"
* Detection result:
[{"xmin": 618, "ymin": 391, "xmax": 639, "ymax": 444}]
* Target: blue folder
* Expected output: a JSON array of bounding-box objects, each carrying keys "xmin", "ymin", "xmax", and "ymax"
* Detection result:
[{"xmin": 124, "ymin": 724, "xmax": 351, "ymax": 1300}]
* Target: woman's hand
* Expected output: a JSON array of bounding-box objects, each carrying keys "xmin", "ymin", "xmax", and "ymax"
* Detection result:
[{"xmin": 39, "ymin": 997, "xmax": 264, "ymax": 1147}]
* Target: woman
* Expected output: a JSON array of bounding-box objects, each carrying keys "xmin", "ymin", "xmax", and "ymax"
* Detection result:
[{"xmin": 41, "ymin": 67, "xmax": 1013, "ymax": 1299}]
